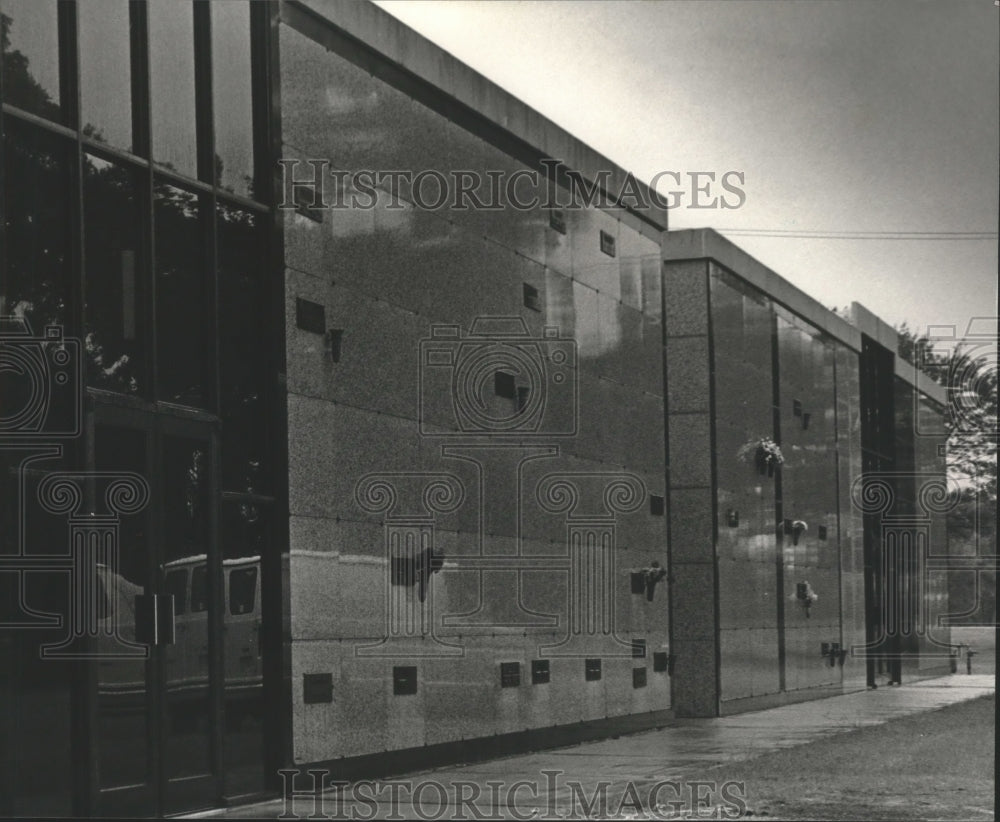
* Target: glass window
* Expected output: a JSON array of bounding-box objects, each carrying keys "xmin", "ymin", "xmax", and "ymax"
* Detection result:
[
  {"xmin": 0, "ymin": 0, "xmax": 62, "ymax": 121},
  {"xmin": 94, "ymin": 425, "xmax": 150, "ymax": 794},
  {"xmin": 221, "ymin": 500, "xmax": 266, "ymax": 795},
  {"xmin": 218, "ymin": 204, "xmax": 265, "ymax": 491},
  {"xmin": 211, "ymin": 0, "xmax": 254, "ymax": 197},
  {"xmin": 154, "ymin": 182, "xmax": 209, "ymax": 407},
  {"xmin": 79, "ymin": 0, "xmax": 133, "ymax": 150},
  {"xmin": 3, "ymin": 571, "xmax": 74, "ymax": 814},
  {"xmin": 161, "ymin": 435, "xmax": 211, "ymax": 779},
  {"xmin": 148, "ymin": 0, "xmax": 197, "ymax": 177},
  {"xmin": 222, "ymin": 500, "xmax": 268, "ymax": 562},
  {"xmin": 228, "ymin": 566, "xmax": 257, "ymax": 616},
  {"xmin": 84, "ymin": 154, "xmax": 144, "ymax": 395},
  {"xmin": 1, "ymin": 119, "xmax": 71, "ymax": 333}
]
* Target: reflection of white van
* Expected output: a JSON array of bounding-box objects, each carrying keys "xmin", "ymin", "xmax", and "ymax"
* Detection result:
[
  {"xmin": 95, "ymin": 565, "xmax": 146, "ymax": 709},
  {"xmin": 163, "ymin": 555, "xmax": 262, "ymax": 699},
  {"xmin": 97, "ymin": 557, "xmax": 262, "ymax": 708}
]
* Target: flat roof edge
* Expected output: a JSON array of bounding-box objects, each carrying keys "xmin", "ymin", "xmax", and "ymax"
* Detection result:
[
  {"xmin": 851, "ymin": 302, "xmax": 947, "ymax": 405},
  {"xmin": 662, "ymin": 228, "xmax": 863, "ymax": 351},
  {"xmin": 661, "ymin": 229, "xmax": 948, "ymax": 404},
  {"xmin": 893, "ymin": 357, "xmax": 949, "ymax": 407},
  {"xmin": 290, "ymin": 0, "xmax": 669, "ymax": 232}
]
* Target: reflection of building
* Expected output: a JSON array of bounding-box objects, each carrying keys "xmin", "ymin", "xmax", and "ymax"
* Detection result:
[{"xmin": 0, "ymin": 1, "xmax": 950, "ymax": 817}]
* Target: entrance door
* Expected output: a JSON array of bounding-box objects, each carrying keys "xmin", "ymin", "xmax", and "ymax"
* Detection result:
[{"xmin": 92, "ymin": 406, "xmax": 222, "ymax": 816}]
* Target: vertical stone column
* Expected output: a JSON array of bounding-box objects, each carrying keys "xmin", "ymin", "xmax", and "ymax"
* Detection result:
[{"xmin": 663, "ymin": 258, "xmax": 719, "ymax": 716}]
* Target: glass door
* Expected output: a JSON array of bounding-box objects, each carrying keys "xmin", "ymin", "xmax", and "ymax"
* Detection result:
[
  {"xmin": 92, "ymin": 407, "xmax": 222, "ymax": 817},
  {"xmin": 93, "ymin": 419, "xmax": 155, "ymax": 817},
  {"xmin": 159, "ymin": 423, "xmax": 219, "ymax": 814}
]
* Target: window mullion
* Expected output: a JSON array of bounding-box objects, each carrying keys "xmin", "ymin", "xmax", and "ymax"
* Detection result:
[
  {"xmin": 57, "ymin": 0, "xmax": 78, "ymax": 129},
  {"xmin": 193, "ymin": 0, "xmax": 214, "ymax": 186},
  {"xmin": 193, "ymin": 1, "xmax": 220, "ymax": 418},
  {"xmin": 130, "ymin": 0, "xmax": 151, "ymax": 158},
  {"xmin": 137, "ymin": 0, "xmax": 158, "ymax": 404}
]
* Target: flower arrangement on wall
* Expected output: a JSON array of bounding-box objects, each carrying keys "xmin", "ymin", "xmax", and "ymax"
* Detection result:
[
  {"xmin": 796, "ymin": 580, "xmax": 818, "ymax": 618},
  {"xmin": 643, "ymin": 561, "xmax": 668, "ymax": 601},
  {"xmin": 737, "ymin": 436, "xmax": 784, "ymax": 476},
  {"xmin": 790, "ymin": 519, "xmax": 808, "ymax": 546}
]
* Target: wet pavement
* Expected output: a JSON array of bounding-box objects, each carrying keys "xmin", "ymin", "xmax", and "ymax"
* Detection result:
[{"xmin": 194, "ymin": 673, "xmax": 995, "ymax": 819}]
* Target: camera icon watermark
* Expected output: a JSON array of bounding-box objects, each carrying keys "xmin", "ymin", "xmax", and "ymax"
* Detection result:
[
  {"xmin": 418, "ymin": 316, "xmax": 577, "ymax": 437},
  {"xmin": 354, "ymin": 315, "xmax": 657, "ymax": 658},
  {"xmin": 0, "ymin": 453, "xmax": 151, "ymax": 659},
  {"xmin": 1, "ymin": 316, "xmax": 151, "ymax": 661},
  {"xmin": 850, "ymin": 472, "xmax": 997, "ymax": 661},
  {"xmin": 0, "ymin": 316, "xmax": 82, "ymax": 439}
]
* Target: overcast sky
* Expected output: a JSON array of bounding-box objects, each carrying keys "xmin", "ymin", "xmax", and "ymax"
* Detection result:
[{"xmin": 375, "ymin": 0, "xmax": 998, "ymax": 342}]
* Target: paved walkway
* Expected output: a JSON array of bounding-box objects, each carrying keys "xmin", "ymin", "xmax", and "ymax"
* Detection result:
[{"xmin": 198, "ymin": 674, "xmax": 995, "ymax": 820}]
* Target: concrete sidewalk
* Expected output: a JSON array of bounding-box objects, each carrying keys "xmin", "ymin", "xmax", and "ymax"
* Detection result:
[{"xmin": 200, "ymin": 674, "xmax": 995, "ymax": 820}]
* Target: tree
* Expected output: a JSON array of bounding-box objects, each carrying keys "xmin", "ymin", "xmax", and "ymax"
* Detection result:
[
  {"xmin": 897, "ymin": 323, "xmax": 997, "ymax": 499},
  {"xmin": 898, "ymin": 323, "xmax": 998, "ymax": 622},
  {"xmin": 1, "ymin": 12, "xmax": 61, "ymax": 121}
]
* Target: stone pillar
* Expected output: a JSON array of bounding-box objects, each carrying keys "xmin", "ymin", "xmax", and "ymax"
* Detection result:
[{"xmin": 663, "ymin": 258, "xmax": 719, "ymax": 716}]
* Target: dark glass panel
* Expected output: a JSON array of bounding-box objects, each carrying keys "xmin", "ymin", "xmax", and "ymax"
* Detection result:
[
  {"xmin": 149, "ymin": 0, "xmax": 197, "ymax": 177},
  {"xmin": 0, "ymin": 0, "xmax": 62, "ymax": 121},
  {"xmin": 0, "ymin": 449, "xmax": 73, "ymax": 816},
  {"xmin": 154, "ymin": 182, "xmax": 209, "ymax": 407},
  {"xmin": 94, "ymin": 425, "xmax": 152, "ymax": 793},
  {"xmin": 221, "ymin": 501, "xmax": 267, "ymax": 796},
  {"xmin": 218, "ymin": 204, "xmax": 265, "ymax": 491},
  {"xmin": 211, "ymin": 0, "xmax": 254, "ymax": 197},
  {"xmin": 1, "ymin": 123, "xmax": 75, "ymax": 440},
  {"xmin": 1, "ymin": 120, "xmax": 71, "ymax": 329},
  {"xmin": 79, "ymin": 0, "xmax": 133, "ymax": 150},
  {"xmin": 83, "ymin": 153, "xmax": 145, "ymax": 394},
  {"xmin": 162, "ymin": 434, "xmax": 213, "ymax": 780}
]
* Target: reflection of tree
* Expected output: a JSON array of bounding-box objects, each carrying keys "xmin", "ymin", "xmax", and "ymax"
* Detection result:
[
  {"xmin": 213, "ymin": 151, "xmax": 256, "ymax": 199},
  {"xmin": 1, "ymin": 12, "xmax": 60, "ymax": 120},
  {"xmin": 217, "ymin": 203, "xmax": 265, "ymax": 494},
  {"xmin": 2, "ymin": 10, "xmax": 72, "ymax": 339},
  {"xmin": 153, "ymin": 181, "xmax": 204, "ymax": 405},
  {"xmin": 82, "ymin": 155, "xmax": 141, "ymax": 392},
  {"xmin": 2, "ymin": 121, "xmax": 70, "ymax": 331},
  {"xmin": 3, "ymin": 9, "xmax": 267, "ymax": 497},
  {"xmin": 898, "ymin": 323, "xmax": 997, "ymax": 622},
  {"xmin": 186, "ymin": 448, "xmax": 204, "ymax": 520}
]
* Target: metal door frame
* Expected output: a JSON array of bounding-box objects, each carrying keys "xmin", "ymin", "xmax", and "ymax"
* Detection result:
[{"xmin": 87, "ymin": 399, "xmax": 223, "ymax": 817}]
